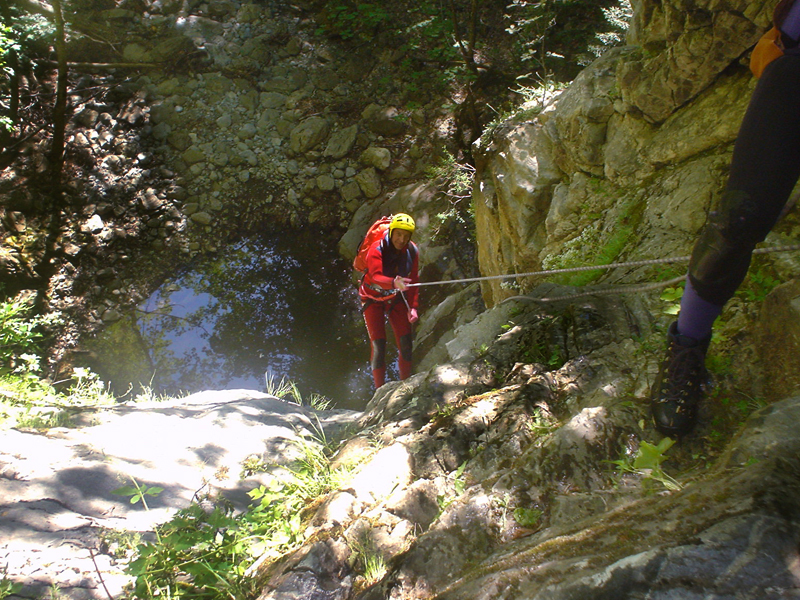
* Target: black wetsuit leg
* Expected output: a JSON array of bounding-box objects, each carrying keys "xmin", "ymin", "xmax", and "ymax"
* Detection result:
[{"xmin": 689, "ymin": 54, "xmax": 800, "ymax": 305}]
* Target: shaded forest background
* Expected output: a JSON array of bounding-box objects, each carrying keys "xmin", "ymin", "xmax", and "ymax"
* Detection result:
[{"xmin": 0, "ymin": 0, "xmax": 632, "ymax": 374}]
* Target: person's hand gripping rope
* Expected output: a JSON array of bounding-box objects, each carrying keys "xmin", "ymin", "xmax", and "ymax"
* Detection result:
[{"xmin": 394, "ymin": 276, "xmax": 418, "ymax": 323}]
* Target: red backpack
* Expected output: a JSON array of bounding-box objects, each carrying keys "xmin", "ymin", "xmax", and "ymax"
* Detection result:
[{"xmin": 353, "ymin": 215, "xmax": 393, "ymax": 273}]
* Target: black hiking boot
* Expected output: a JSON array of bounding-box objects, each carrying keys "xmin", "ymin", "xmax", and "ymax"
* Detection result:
[{"xmin": 650, "ymin": 322, "xmax": 711, "ymax": 437}]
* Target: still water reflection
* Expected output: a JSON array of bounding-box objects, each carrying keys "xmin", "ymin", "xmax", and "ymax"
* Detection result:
[{"xmin": 133, "ymin": 229, "xmax": 376, "ymax": 410}]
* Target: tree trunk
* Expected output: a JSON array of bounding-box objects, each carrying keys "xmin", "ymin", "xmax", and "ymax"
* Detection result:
[
  {"xmin": 49, "ymin": 0, "xmax": 68, "ymax": 182},
  {"xmin": 447, "ymin": 0, "xmax": 479, "ymax": 76}
]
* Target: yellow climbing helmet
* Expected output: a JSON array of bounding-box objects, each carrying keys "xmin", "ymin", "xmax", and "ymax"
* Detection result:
[{"xmin": 389, "ymin": 213, "xmax": 415, "ymax": 236}]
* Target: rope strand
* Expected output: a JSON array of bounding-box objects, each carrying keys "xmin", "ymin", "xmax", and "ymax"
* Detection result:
[
  {"xmin": 406, "ymin": 243, "xmax": 800, "ymax": 289},
  {"xmin": 515, "ymin": 275, "xmax": 688, "ymax": 303}
]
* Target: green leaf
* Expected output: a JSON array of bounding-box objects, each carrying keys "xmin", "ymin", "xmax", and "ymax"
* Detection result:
[
  {"xmin": 513, "ymin": 507, "xmax": 542, "ymax": 528},
  {"xmin": 111, "ymin": 485, "xmax": 139, "ymax": 496},
  {"xmin": 660, "ymin": 287, "xmax": 683, "ymax": 302},
  {"xmin": 633, "ymin": 438, "xmax": 674, "ymax": 471}
]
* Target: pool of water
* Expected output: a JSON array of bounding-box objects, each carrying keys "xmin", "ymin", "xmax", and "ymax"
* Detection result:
[{"xmin": 94, "ymin": 229, "xmax": 390, "ymax": 411}]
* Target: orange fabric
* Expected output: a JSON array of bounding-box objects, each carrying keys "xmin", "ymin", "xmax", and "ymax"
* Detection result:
[
  {"xmin": 750, "ymin": 26, "xmax": 785, "ymax": 78},
  {"xmin": 353, "ymin": 216, "xmax": 392, "ymax": 273}
]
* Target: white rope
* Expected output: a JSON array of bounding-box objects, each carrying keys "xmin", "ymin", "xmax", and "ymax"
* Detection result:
[
  {"xmin": 514, "ymin": 275, "xmax": 687, "ymax": 303},
  {"xmin": 406, "ymin": 243, "xmax": 800, "ymax": 289}
]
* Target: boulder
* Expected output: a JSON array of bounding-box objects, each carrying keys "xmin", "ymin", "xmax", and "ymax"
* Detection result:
[
  {"xmin": 355, "ymin": 167, "xmax": 381, "ymax": 198},
  {"xmin": 324, "ymin": 124, "xmax": 359, "ymax": 159},
  {"xmin": 289, "ymin": 116, "xmax": 331, "ymax": 154},
  {"xmin": 359, "ymin": 147, "xmax": 391, "ymax": 170},
  {"xmin": 362, "ymin": 104, "xmax": 408, "ymax": 137}
]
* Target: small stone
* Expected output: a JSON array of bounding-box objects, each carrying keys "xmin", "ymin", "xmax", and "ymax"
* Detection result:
[
  {"xmin": 316, "ymin": 174, "xmax": 336, "ymax": 192},
  {"xmin": 190, "ymin": 212, "xmax": 213, "ymax": 225},
  {"xmin": 355, "ymin": 167, "xmax": 381, "ymax": 198},
  {"xmin": 140, "ymin": 188, "xmax": 164, "ymax": 212},
  {"xmin": 102, "ymin": 308, "xmax": 122, "ymax": 323},
  {"xmin": 359, "ymin": 146, "xmax": 391, "ymax": 170},
  {"xmin": 86, "ymin": 214, "xmax": 105, "ymax": 233}
]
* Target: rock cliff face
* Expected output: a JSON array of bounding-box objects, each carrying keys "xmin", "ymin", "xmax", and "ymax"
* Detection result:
[{"xmin": 472, "ymin": 0, "xmax": 780, "ymax": 307}]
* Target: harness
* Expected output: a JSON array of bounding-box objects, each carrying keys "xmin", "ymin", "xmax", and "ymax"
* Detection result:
[
  {"xmin": 360, "ymin": 284, "xmax": 407, "ymax": 313},
  {"xmin": 365, "ymin": 282, "xmax": 400, "ymax": 298}
]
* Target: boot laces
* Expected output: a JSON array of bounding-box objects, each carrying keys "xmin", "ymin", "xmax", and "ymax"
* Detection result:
[{"xmin": 657, "ymin": 343, "xmax": 707, "ymax": 405}]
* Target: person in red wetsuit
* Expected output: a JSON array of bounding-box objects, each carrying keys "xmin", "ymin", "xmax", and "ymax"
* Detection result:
[{"xmin": 359, "ymin": 213, "xmax": 420, "ymax": 389}]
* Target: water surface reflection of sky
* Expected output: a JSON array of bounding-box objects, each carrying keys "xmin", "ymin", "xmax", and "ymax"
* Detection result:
[{"xmin": 135, "ymin": 230, "xmax": 375, "ymax": 410}]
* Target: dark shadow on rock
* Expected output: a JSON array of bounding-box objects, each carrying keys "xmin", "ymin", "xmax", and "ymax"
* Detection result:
[{"xmin": 54, "ymin": 466, "xmax": 189, "ymax": 515}]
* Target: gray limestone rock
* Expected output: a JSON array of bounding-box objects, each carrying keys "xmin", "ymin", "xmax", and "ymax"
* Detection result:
[
  {"xmin": 359, "ymin": 147, "xmax": 391, "ymax": 171},
  {"xmin": 325, "ymin": 124, "xmax": 359, "ymax": 160},
  {"xmin": 354, "ymin": 167, "xmax": 381, "ymax": 199},
  {"xmin": 290, "ymin": 116, "xmax": 331, "ymax": 154}
]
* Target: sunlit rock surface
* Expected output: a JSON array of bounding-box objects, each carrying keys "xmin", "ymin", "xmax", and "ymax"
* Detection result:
[{"xmin": 0, "ymin": 391, "xmax": 360, "ymax": 599}]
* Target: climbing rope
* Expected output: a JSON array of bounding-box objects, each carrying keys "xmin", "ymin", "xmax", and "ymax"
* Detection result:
[
  {"xmin": 509, "ymin": 275, "xmax": 688, "ymax": 303},
  {"xmin": 406, "ymin": 243, "xmax": 800, "ymax": 302}
]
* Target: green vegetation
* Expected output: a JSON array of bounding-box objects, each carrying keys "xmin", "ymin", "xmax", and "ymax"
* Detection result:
[
  {"xmin": 348, "ymin": 535, "xmax": 389, "ymax": 585},
  {"xmin": 315, "ymin": 0, "xmax": 632, "ymax": 122},
  {"xmin": 425, "ymin": 150, "xmax": 477, "ymax": 244},
  {"xmin": 0, "ymin": 4, "xmax": 54, "ymax": 139},
  {"xmin": 426, "ymin": 150, "xmax": 475, "ymax": 204},
  {"xmin": 522, "ymin": 340, "xmax": 565, "ymax": 369},
  {"xmin": 112, "ymin": 479, "xmax": 165, "ymax": 509},
  {"xmin": 0, "ymin": 24, "xmax": 20, "ymax": 134},
  {"xmin": 526, "ymin": 407, "xmax": 558, "ymax": 436},
  {"xmin": 540, "ymin": 192, "xmax": 644, "ymax": 288},
  {"xmin": 1, "ymin": 296, "xmax": 364, "ymax": 600},
  {"xmin": 0, "ymin": 295, "xmax": 115, "ymax": 430},
  {"xmin": 737, "ymin": 266, "xmax": 781, "ymax": 303},
  {"xmin": 506, "ymin": 0, "xmax": 632, "ymax": 81},
  {"xmin": 611, "ymin": 438, "xmax": 681, "ymax": 491},
  {"xmin": 0, "ymin": 570, "xmax": 22, "ymax": 600},
  {"xmin": 265, "ymin": 372, "xmax": 332, "ymax": 411},
  {"xmin": 117, "ymin": 428, "xmax": 360, "ymax": 600},
  {"xmin": 99, "ymin": 527, "xmax": 142, "ymax": 560},
  {"xmin": 315, "ymin": 1, "xmax": 393, "ymax": 42},
  {"xmin": 513, "ymin": 506, "xmax": 543, "ymax": 528},
  {"xmin": 438, "ymin": 461, "xmax": 467, "ymax": 512},
  {"xmin": 0, "ymin": 294, "xmax": 55, "ymax": 370},
  {"xmin": 659, "ymin": 284, "xmax": 684, "ymax": 316},
  {"xmin": 705, "ymin": 381, "xmax": 768, "ymax": 448}
]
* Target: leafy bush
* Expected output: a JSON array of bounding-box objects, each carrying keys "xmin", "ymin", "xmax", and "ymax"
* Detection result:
[
  {"xmin": 0, "ymin": 570, "xmax": 23, "ymax": 600},
  {"xmin": 0, "ymin": 24, "xmax": 20, "ymax": 133},
  {"xmin": 0, "ymin": 295, "xmax": 114, "ymax": 429},
  {"xmin": 0, "ymin": 6, "xmax": 53, "ymax": 133},
  {"xmin": 0, "ymin": 296, "xmax": 53, "ymax": 375},
  {"xmin": 506, "ymin": 0, "xmax": 632, "ymax": 83},
  {"xmin": 122, "ymin": 430, "xmax": 361, "ymax": 600},
  {"xmin": 611, "ymin": 437, "xmax": 681, "ymax": 491},
  {"xmin": 425, "ymin": 150, "xmax": 476, "ymax": 243},
  {"xmin": 315, "ymin": 1, "xmax": 392, "ymax": 41}
]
